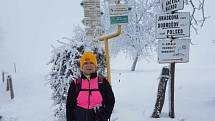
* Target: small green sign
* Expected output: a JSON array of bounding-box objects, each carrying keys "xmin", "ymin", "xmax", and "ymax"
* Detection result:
[{"xmin": 110, "ymin": 16, "xmax": 128, "ymax": 24}]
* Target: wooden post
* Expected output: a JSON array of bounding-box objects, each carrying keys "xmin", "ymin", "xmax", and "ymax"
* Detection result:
[
  {"xmin": 99, "ymin": 25, "xmax": 122, "ymax": 84},
  {"xmin": 104, "ymin": 38, "xmax": 111, "ymax": 84}
]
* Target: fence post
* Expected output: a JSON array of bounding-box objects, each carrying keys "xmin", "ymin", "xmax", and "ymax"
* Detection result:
[
  {"xmin": 2, "ymin": 72, "xmax": 5, "ymax": 83},
  {"xmin": 14, "ymin": 63, "xmax": 17, "ymax": 73},
  {"xmin": 6, "ymin": 75, "xmax": 10, "ymax": 91},
  {"xmin": 8, "ymin": 75, "xmax": 15, "ymax": 99}
]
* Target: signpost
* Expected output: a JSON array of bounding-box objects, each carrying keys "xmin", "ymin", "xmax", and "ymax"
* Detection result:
[
  {"xmin": 155, "ymin": 0, "xmax": 190, "ymax": 118},
  {"xmin": 81, "ymin": 0, "xmax": 124, "ymax": 84},
  {"xmin": 162, "ymin": 0, "xmax": 184, "ymax": 13},
  {"xmin": 156, "ymin": 12, "xmax": 190, "ymax": 39},
  {"xmin": 158, "ymin": 39, "xmax": 190, "ymax": 63}
]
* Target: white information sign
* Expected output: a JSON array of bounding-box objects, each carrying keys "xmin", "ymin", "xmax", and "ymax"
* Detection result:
[
  {"xmin": 83, "ymin": 0, "xmax": 100, "ymax": 8},
  {"xmin": 83, "ymin": 0, "xmax": 101, "ymax": 17},
  {"xmin": 156, "ymin": 12, "xmax": 190, "ymax": 39},
  {"xmin": 158, "ymin": 39, "xmax": 190, "ymax": 63},
  {"xmin": 162, "ymin": 0, "xmax": 184, "ymax": 13},
  {"xmin": 109, "ymin": 4, "xmax": 128, "ymax": 16},
  {"xmin": 84, "ymin": 10, "xmax": 101, "ymax": 17},
  {"xmin": 82, "ymin": 17, "xmax": 101, "ymax": 26}
]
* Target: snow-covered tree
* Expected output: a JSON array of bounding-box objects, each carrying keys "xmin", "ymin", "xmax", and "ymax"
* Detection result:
[
  {"xmin": 186, "ymin": 0, "xmax": 209, "ymax": 34},
  {"xmin": 101, "ymin": 0, "xmax": 161, "ymax": 71},
  {"xmin": 101, "ymin": 0, "xmax": 208, "ymax": 71},
  {"xmin": 48, "ymin": 26, "xmax": 106, "ymax": 121}
]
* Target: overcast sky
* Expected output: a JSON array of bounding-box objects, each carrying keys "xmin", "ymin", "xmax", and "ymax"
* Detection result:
[{"xmin": 0, "ymin": 0, "xmax": 214, "ymax": 75}]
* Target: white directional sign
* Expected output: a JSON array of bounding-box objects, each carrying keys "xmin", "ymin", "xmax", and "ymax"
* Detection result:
[
  {"xmin": 156, "ymin": 12, "xmax": 190, "ymax": 39},
  {"xmin": 82, "ymin": 0, "xmax": 100, "ymax": 8},
  {"xmin": 109, "ymin": 4, "xmax": 128, "ymax": 15},
  {"xmin": 95, "ymin": 26, "xmax": 104, "ymax": 36},
  {"xmin": 107, "ymin": 0, "xmax": 116, "ymax": 4},
  {"xmin": 109, "ymin": 4, "xmax": 128, "ymax": 24},
  {"xmin": 85, "ymin": 28, "xmax": 95, "ymax": 36},
  {"xmin": 82, "ymin": 17, "xmax": 101, "ymax": 26},
  {"xmin": 158, "ymin": 39, "xmax": 190, "ymax": 63},
  {"xmin": 83, "ymin": 0, "xmax": 101, "ymax": 17},
  {"xmin": 162, "ymin": 0, "xmax": 184, "ymax": 13},
  {"xmin": 84, "ymin": 10, "xmax": 101, "ymax": 17}
]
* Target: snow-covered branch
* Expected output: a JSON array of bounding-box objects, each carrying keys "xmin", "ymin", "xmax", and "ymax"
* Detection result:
[{"xmin": 189, "ymin": 0, "xmax": 209, "ymax": 34}]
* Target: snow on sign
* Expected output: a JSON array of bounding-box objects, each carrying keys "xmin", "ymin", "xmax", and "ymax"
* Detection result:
[
  {"xmin": 156, "ymin": 12, "xmax": 190, "ymax": 39},
  {"xmin": 162, "ymin": 0, "xmax": 184, "ymax": 13},
  {"xmin": 158, "ymin": 39, "xmax": 190, "ymax": 63},
  {"xmin": 109, "ymin": 4, "xmax": 128, "ymax": 24}
]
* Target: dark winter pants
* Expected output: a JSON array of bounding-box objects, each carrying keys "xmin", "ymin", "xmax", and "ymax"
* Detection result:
[
  {"xmin": 74, "ymin": 107, "xmax": 95, "ymax": 121},
  {"xmin": 74, "ymin": 106, "xmax": 108, "ymax": 121}
]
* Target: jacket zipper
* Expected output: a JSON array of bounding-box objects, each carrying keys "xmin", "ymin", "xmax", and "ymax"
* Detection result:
[{"xmin": 88, "ymin": 79, "xmax": 90, "ymax": 109}]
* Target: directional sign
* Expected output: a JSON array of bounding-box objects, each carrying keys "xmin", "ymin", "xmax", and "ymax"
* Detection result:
[
  {"xmin": 162, "ymin": 0, "xmax": 184, "ymax": 13},
  {"xmin": 109, "ymin": 4, "xmax": 128, "ymax": 16},
  {"xmin": 156, "ymin": 12, "xmax": 190, "ymax": 39},
  {"xmin": 107, "ymin": 0, "xmax": 116, "ymax": 4},
  {"xmin": 85, "ymin": 28, "xmax": 95, "ymax": 36},
  {"xmin": 109, "ymin": 4, "xmax": 128, "ymax": 24},
  {"xmin": 95, "ymin": 26, "xmax": 104, "ymax": 36},
  {"xmin": 82, "ymin": 0, "xmax": 100, "ymax": 9},
  {"xmin": 82, "ymin": 17, "xmax": 101, "ymax": 27},
  {"xmin": 84, "ymin": 11, "xmax": 100, "ymax": 18},
  {"xmin": 110, "ymin": 16, "xmax": 128, "ymax": 24},
  {"xmin": 83, "ymin": 0, "xmax": 101, "ymax": 17},
  {"xmin": 158, "ymin": 39, "xmax": 190, "ymax": 63}
]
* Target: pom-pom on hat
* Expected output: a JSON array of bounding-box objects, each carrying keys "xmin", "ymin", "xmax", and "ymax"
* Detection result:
[{"xmin": 80, "ymin": 51, "xmax": 97, "ymax": 68}]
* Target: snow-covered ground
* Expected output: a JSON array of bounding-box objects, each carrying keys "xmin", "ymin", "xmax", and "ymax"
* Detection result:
[
  {"xmin": 0, "ymin": 73, "xmax": 53, "ymax": 121},
  {"xmin": 0, "ymin": 55, "xmax": 215, "ymax": 121}
]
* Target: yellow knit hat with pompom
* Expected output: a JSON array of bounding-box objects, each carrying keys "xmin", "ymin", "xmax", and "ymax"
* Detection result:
[{"xmin": 80, "ymin": 52, "xmax": 97, "ymax": 68}]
